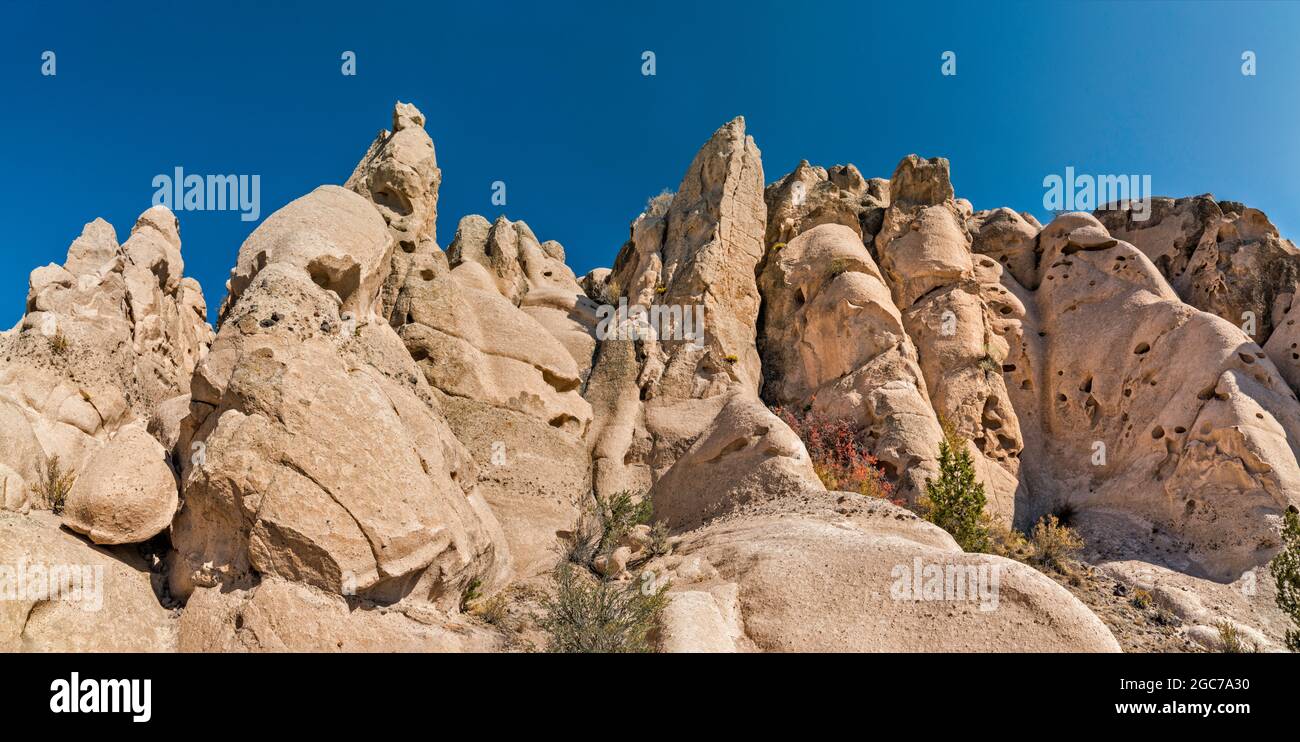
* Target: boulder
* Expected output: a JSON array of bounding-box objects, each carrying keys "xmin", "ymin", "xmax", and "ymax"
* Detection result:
[{"xmin": 62, "ymin": 423, "xmax": 177, "ymax": 544}]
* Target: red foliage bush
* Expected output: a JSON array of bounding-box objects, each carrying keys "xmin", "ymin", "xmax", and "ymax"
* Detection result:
[{"xmin": 772, "ymin": 404, "xmax": 895, "ymax": 502}]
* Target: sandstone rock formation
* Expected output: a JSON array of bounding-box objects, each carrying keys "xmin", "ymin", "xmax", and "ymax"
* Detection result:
[
  {"xmin": 9, "ymin": 101, "xmax": 1300, "ymax": 653},
  {"xmin": 346, "ymin": 100, "xmax": 442, "ymax": 319},
  {"xmin": 873, "ymin": 156, "xmax": 1025, "ymax": 519},
  {"xmin": 0, "ymin": 206, "xmax": 210, "ymax": 537},
  {"xmin": 757, "ymin": 223, "xmax": 942, "ymax": 502},
  {"xmin": 1005, "ymin": 211, "xmax": 1300, "ymax": 582},
  {"xmin": 347, "ymin": 109, "xmax": 596, "ymax": 578},
  {"xmin": 0, "ymin": 511, "xmax": 175, "ymax": 652},
  {"xmin": 171, "ymin": 184, "xmax": 511, "ymax": 651},
  {"xmin": 1095, "ymin": 196, "xmax": 1300, "ymax": 401}
]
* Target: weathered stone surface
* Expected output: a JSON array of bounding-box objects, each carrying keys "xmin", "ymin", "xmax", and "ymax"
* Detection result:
[
  {"xmin": 650, "ymin": 495, "xmax": 1120, "ymax": 652},
  {"xmin": 587, "ymin": 118, "xmax": 770, "ymax": 508},
  {"xmin": 1009, "ymin": 212, "xmax": 1300, "ymax": 580},
  {"xmin": 346, "ymin": 101, "xmax": 442, "ymax": 319},
  {"xmin": 0, "ymin": 511, "xmax": 175, "ymax": 652},
  {"xmin": 601, "ymin": 116, "xmax": 766, "ymax": 395},
  {"xmin": 172, "ymin": 185, "xmax": 511, "ymax": 613},
  {"xmin": 1096, "ymin": 196, "xmax": 1300, "ymax": 403},
  {"xmin": 62, "ymin": 423, "xmax": 177, "ymax": 544},
  {"xmin": 178, "ymin": 577, "xmax": 499, "ymax": 652},
  {"xmin": 0, "ymin": 207, "xmax": 212, "ymax": 521},
  {"xmin": 764, "ymin": 160, "xmax": 889, "ymax": 250},
  {"xmin": 389, "ymin": 215, "xmax": 594, "ymax": 577},
  {"xmin": 758, "ymin": 224, "xmax": 941, "ymax": 502},
  {"xmin": 874, "ymin": 156, "xmax": 1024, "ymax": 519}
]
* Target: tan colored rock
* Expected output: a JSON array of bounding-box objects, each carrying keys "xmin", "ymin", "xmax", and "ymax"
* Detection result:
[
  {"xmin": 1011, "ymin": 212, "xmax": 1300, "ymax": 580},
  {"xmin": 758, "ymin": 223, "xmax": 942, "ymax": 502},
  {"xmin": 445, "ymin": 214, "xmax": 600, "ymax": 377},
  {"xmin": 651, "ymin": 392, "xmax": 821, "ymax": 530},
  {"xmin": 587, "ymin": 118, "xmax": 769, "ymax": 505},
  {"xmin": 969, "ymin": 207, "xmax": 1041, "ymax": 289},
  {"xmin": 61, "ymin": 423, "xmax": 177, "ymax": 544},
  {"xmin": 659, "ymin": 590, "xmax": 741, "ymax": 652},
  {"xmin": 173, "ymin": 184, "xmax": 510, "ymax": 612},
  {"xmin": 654, "ymin": 494, "xmax": 1119, "ymax": 652},
  {"xmin": 178, "ymin": 577, "xmax": 500, "ymax": 652},
  {"xmin": 1095, "ymin": 196, "xmax": 1300, "ymax": 401},
  {"xmin": 1097, "ymin": 196, "xmax": 1300, "ymax": 343},
  {"xmin": 603, "ymin": 116, "xmax": 766, "ymax": 395},
  {"xmin": 223, "ymin": 185, "xmax": 393, "ymax": 324},
  {"xmin": 0, "ymin": 206, "xmax": 212, "ymax": 518},
  {"xmin": 388, "ymin": 216, "xmax": 594, "ymax": 577},
  {"xmin": 874, "ymin": 156, "xmax": 1024, "ymax": 519},
  {"xmin": 346, "ymin": 101, "xmax": 442, "ymax": 319},
  {"xmin": 0, "ymin": 510, "xmax": 175, "ymax": 652},
  {"xmin": 764, "ymin": 160, "xmax": 889, "ymax": 250}
]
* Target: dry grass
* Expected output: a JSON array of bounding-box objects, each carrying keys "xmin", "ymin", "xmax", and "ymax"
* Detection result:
[{"xmin": 30, "ymin": 455, "xmax": 75, "ymax": 515}]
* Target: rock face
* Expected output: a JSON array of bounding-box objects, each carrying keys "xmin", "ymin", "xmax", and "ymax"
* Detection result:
[
  {"xmin": 757, "ymin": 223, "xmax": 942, "ymax": 502},
  {"xmin": 1094, "ymin": 196, "xmax": 1300, "ymax": 400},
  {"xmin": 0, "ymin": 511, "xmax": 176, "ymax": 652},
  {"xmin": 1006, "ymin": 212, "xmax": 1300, "ymax": 581},
  {"xmin": 649, "ymin": 496, "xmax": 1120, "ymax": 652},
  {"xmin": 0, "ymin": 206, "xmax": 210, "ymax": 538},
  {"xmin": 13, "ymin": 101, "xmax": 1300, "ymax": 653},
  {"xmin": 873, "ymin": 156, "xmax": 1024, "ymax": 519},
  {"xmin": 586, "ymin": 117, "xmax": 770, "ymax": 507},
  {"xmin": 346, "ymin": 100, "xmax": 442, "ymax": 319},
  {"xmin": 61, "ymin": 423, "xmax": 178, "ymax": 544},
  {"xmin": 178, "ymin": 577, "xmax": 499, "ymax": 652},
  {"xmin": 171, "ymin": 184, "xmax": 511, "ymax": 648},
  {"xmin": 764, "ymin": 161, "xmax": 890, "ymax": 251},
  {"xmin": 600, "ymin": 116, "xmax": 767, "ymax": 397},
  {"xmin": 393, "ymin": 223, "xmax": 594, "ymax": 577}
]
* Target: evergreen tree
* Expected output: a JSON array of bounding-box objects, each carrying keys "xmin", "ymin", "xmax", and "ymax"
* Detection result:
[
  {"xmin": 1270, "ymin": 506, "xmax": 1300, "ymax": 651},
  {"xmin": 923, "ymin": 435, "xmax": 991, "ymax": 553}
]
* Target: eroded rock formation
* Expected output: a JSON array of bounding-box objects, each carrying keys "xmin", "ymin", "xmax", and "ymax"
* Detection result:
[{"xmin": 6, "ymin": 102, "xmax": 1300, "ymax": 652}]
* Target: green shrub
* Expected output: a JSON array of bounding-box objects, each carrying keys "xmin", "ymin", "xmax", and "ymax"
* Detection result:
[
  {"xmin": 921, "ymin": 432, "xmax": 990, "ymax": 552},
  {"xmin": 1270, "ymin": 506, "xmax": 1300, "ymax": 651},
  {"xmin": 539, "ymin": 563, "xmax": 668, "ymax": 653},
  {"xmin": 460, "ymin": 577, "xmax": 482, "ymax": 612},
  {"xmin": 558, "ymin": 490, "xmax": 655, "ymax": 568},
  {"xmin": 31, "ymin": 455, "xmax": 75, "ymax": 515}
]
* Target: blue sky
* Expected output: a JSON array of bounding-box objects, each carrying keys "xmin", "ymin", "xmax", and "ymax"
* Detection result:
[{"xmin": 3, "ymin": 0, "xmax": 1299, "ymax": 325}]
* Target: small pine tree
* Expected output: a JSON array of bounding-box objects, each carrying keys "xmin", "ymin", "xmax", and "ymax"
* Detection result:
[
  {"xmin": 923, "ymin": 434, "xmax": 991, "ymax": 553},
  {"xmin": 1270, "ymin": 506, "xmax": 1300, "ymax": 651}
]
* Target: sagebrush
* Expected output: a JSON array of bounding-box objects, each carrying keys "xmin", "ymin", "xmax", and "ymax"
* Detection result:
[{"xmin": 540, "ymin": 563, "xmax": 668, "ymax": 653}]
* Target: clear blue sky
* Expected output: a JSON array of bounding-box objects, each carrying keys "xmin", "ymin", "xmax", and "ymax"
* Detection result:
[{"xmin": 3, "ymin": 0, "xmax": 1298, "ymax": 325}]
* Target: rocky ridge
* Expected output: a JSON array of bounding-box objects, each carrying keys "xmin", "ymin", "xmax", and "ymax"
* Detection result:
[{"xmin": 3, "ymin": 102, "xmax": 1298, "ymax": 652}]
